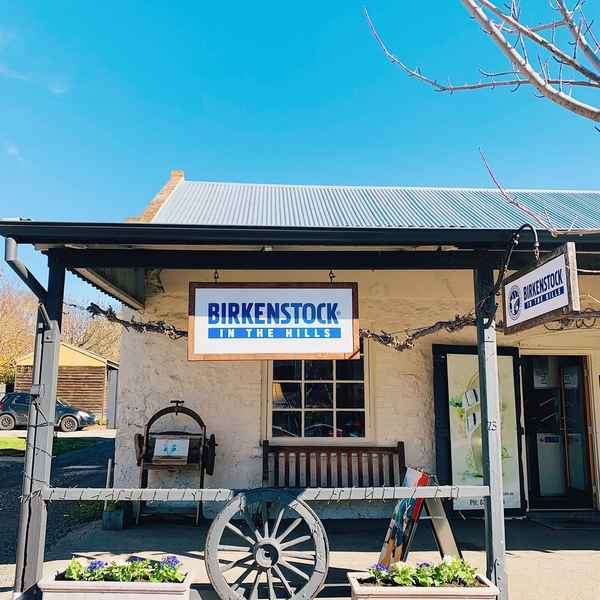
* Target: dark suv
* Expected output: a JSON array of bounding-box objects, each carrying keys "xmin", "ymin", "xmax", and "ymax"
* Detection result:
[{"xmin": 0, "ymin": 393, "xmax": 96, "ymax": 432}]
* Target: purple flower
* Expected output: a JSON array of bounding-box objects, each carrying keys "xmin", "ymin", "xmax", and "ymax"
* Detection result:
[
  {"xmin": 372, "ymin": 563, "xmax": 389, "ymax": 572},
  {"xmin": 161, "ymin": 555, "xmax": 181, "ymax": 569},
  {"xmin": 87, "ymin": 560, "xmax": 107, "ymax": 572},
  {"xmin": 418, "ymin": 561, "xmax": 433, "ymax": 569},
  {"xmin": 127, "ymin": 556, "xmax": 145, "ymax": 563}
]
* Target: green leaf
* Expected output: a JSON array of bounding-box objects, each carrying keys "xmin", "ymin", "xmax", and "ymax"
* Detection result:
[{"xmin": 64, "ymin": 558, "xmax": 85, "ymax": 581}]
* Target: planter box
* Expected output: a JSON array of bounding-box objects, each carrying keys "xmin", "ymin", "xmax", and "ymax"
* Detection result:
[
  {"xmin": 39, "ymin": 571, "xmax": 191, "ymax": 600},
  {"xmin": 102, "ymin": 508, "xmax": 128, "ymax": 530},
  {"xmin": 348, "ymin": 572, "xmax": 499, "ymax": 600}
]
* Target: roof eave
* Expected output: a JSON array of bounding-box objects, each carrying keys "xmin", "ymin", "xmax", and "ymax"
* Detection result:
[{"xmin": 2, "ymin": 220, "xmax": 598, "ymax": 249}]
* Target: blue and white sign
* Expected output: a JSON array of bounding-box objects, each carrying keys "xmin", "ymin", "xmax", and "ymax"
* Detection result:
[
  {"xmin": 188, "ymin": 283, "xmax": 359, "ymax": 360},
  {"xmin": 502, "ymin": 243, "xmax": 579, "ymax": 334}
]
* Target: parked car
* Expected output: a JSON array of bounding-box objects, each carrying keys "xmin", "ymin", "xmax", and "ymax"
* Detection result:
[{"xmin": 0, "ymin": 392, "xmax": 96, "ymax": 432}]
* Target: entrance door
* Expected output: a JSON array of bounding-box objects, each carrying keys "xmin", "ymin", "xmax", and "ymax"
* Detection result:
[{"xmin": 522, "ymin": 356, "xmax": 594, "ymax": 509}]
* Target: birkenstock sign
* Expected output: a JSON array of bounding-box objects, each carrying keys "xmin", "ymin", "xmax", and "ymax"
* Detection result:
[
  {"xmin": 188, "ymin": 283, "xmax": 359, "ymax": 360},
  {"xmin": 502, "ymin": 242, "xmax": 580, "ymax": 334}
]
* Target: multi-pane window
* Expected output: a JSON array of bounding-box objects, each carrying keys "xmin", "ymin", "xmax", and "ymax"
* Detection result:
[{"xmin": 270, "ymin": 341, "xmax": 367, "ymax": 439}]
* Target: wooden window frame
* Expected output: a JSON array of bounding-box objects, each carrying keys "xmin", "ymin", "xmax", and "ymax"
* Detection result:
[{"xmin": 265, "ymin": 341, "xmax": 372, "ymax": 445}]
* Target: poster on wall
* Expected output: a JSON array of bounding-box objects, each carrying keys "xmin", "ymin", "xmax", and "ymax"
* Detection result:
[
  {"xmin": 188, "ymin": 283, "xmax": 359, "ymax": 361},
  {"xmin": 445, "ymin": 352, "xmax": 523, "ymax": 511}
]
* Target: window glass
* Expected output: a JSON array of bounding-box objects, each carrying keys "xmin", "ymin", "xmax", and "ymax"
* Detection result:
[
  {"xmin": 271, "ymin": 349, "xmax": 367, "ymax": 439},
  {"xmin": 336, "ymin": 411, "xmax": 365, "ymax": 438},
  {"xmin": 272, "ymin": 383, "xmax": 301, "ymax": 409},
  {"xmin": 304, "ymin": 411, "xmax": 334, "ymax": 437},
  {"xmin": 272, "ymin": 412, "xmax": 301, "ymax": 438},
  {"xmin": 305, "ymin": 360, "xmax": 333, "ymax": 381},
  {"xmin": 336, "ymin": 383, "xmax": 364, "ymax": 408},
  {"xmin": 305, "ymin": 383, "xmax": 333, "ymax": 408},
  {"xmin": 336, "ymin": 360, "xmax": 364, "ymax": 381},
  {"xmin": 273, "ymin": 361, "xmax": 302, "ymax": 381}
]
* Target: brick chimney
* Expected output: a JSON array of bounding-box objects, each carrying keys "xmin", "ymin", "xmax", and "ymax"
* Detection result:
[{"xmin": 127, "ymin": 169, "xmax": 185, "ymax": 223}]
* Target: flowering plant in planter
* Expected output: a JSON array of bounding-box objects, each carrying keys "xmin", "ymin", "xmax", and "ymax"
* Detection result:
[
  {"xmin": 39, "ymin": 554, "xmax": 191, "ymax": 600},
  {"xmin": 367, "ymin": 557, "xmax": 479, "ymax": 588},
  {"xmin": 64, "ymin": 555, "xmax": 187, "ymax": 583},
  {"xmin": 348, "ymin": 557, "xmax": 498, "ymax": 600}
]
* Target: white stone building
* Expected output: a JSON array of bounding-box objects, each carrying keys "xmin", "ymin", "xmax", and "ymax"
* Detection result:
[{"xmin": 105, "ymin": 171, "xmax": 600, "ymax": 517}]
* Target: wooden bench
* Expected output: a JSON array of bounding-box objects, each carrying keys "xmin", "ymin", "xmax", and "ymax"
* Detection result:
[{"xmin": 262, "ymin": 441, "xmax": 406, "ymax": 488}]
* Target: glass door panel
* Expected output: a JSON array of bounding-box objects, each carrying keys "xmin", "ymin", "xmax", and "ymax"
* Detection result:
[
  {"xmin": 562, "ymin": 362, "xmax": 590, "ymax": 496},
  {"xmin": 522, "ymin": 356, "xmax": 593, "ymax": 509}
]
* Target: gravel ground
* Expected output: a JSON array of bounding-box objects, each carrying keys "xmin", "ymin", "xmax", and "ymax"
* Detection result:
[{"xmin": 0, "ymin": 437, "xmax": 114, "ymax": 593}]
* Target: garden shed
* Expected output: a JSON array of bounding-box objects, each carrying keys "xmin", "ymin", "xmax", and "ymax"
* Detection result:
[{"xmin": 15, "ymin": 342, "xmax": 119, "ymax": 424}]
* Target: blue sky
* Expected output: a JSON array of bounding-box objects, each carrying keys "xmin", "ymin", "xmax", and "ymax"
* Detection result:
[{"xmin": 1, "ymin": 1, "xmax": 598, "ymax": 301}]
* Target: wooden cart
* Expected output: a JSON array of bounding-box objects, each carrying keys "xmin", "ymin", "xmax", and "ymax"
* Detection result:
[
  {"xmin": 42, "ymin": 471, "xmax": 488, "ymax": 600},
  {"xmin": 202, "ymin": 441, "xmax": 408, "ymax": 600}
]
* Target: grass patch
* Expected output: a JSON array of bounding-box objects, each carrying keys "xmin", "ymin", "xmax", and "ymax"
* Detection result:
[
  {"xmin": 0, "ymin": 437, "xmax": 98, "ymax": 457},
  {"xmin": 0, "ymin": 437, "xmax": 26, "ymax": 454},
  {"xmin": 71, "ymin": 499, "xmax": 104, "ymax": 522},
  {"xmin": 54, "ymin": 438, "xmax": 98, "ymax": 455}
]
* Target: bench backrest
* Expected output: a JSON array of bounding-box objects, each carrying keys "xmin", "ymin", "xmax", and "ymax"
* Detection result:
[{"xmin": 262, "ymin": 441, "xmax": 406, "ymax": 488}]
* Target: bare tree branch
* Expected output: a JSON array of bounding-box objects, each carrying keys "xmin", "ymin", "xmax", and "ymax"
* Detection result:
[
  {"xmin": 478, "ymin": 149, "xmax": 559, "ymax": 234},
  {"xmin": 497, "ymin": 18, "xmax": 567, "ymax": 35},
  {"xmin": 83, "ymin": 303, "xmax": 187, "ymax": 340},
  {"xmin": 360, "ymin": 314, "xmax": 477, "ymax": 352},
  {"xmin": 556, "ymin": 0, "xmax": 600, "ymax": 71},
  {"xmin": 460, "ymin": 0, "xmax": 600, "ymax": 121},
  {"xmin": 365, "ymin": 9, "xmax": 600, "ymax": 94},
  {"xmin": 476, "ymin": 0, "xmax": 600, "ymax": 83},
  {"xmin": 365, "ymin": 2, "xmax": 600, "ymax": 123},
  {"xmin": 581, "ymin": 15, "xmax": 600, "ymax": 53}
]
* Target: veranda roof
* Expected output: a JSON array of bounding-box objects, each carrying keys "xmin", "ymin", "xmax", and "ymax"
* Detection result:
[{"xmin": 2, "ymin": 175, "xmax": 600, "ymax": 309}]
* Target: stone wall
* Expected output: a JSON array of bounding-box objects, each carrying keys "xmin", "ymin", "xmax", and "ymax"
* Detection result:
[{"xmin": 114, "ymin": 268, "xmax": 600, "ymax": 516}]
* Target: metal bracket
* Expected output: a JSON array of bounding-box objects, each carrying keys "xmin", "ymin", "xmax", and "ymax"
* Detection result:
[
  {"xmin": 4, "ymin": 237, "xmax": 47, "ymax": 302},
  {"xmin": 38, "ymin": 304, "xmax": 51, "ymax": 329},
  {"xmin": 29, "ymin": 385, "xmax": 42, "ymax": 398}
]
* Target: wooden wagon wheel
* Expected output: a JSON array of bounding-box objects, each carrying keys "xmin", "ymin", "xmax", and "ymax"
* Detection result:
[{"xmin": 205, "ymin": 489, "xmax": 329, "ymax": 600}]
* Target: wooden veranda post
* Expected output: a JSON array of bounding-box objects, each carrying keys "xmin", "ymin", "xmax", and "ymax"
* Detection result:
[
  {"xmin": 474, "ymin": 267, "xmax": 508, "ymax": 600},
  {"xmin": 13, "ymin": 254, "xmax": 65, "ymax": 597}
]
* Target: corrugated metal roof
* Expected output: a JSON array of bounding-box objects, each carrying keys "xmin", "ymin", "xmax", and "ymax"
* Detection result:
[{"xmin": 152, "ymin": 180, "xmax": 600, "ymax": 231}]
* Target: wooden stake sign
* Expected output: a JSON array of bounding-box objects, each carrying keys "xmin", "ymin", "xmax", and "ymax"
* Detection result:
[{"xmin": 502, "ymin": 242, "xmax": 580, "ymax": 335}]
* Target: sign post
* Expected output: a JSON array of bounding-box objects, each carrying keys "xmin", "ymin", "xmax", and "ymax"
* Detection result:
[
  {"xmin": 188, "ymin": 282, "xmax": 359, "ymax": 360},
  {"xmin": 502, "ymin": 242, "xmax": 579, "ymax": 334}
]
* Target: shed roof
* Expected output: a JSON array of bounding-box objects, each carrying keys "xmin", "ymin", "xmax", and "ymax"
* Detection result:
[
  {"xmin": 16, "ymin": 342, "xmax": 119, "ymax": 370},
  {"xmin": 151, "ymin": 179, "xmax": 600, "ymax": 231}
]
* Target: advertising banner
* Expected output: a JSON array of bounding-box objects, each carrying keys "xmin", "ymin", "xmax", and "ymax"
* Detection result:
[
  {"xmin": 446, "ymin": 353, "xmax": 522, "ymax": 511},
  {"xmin": 502, "ymin": 242, "xmax": 579, "ymax": 334},
  {"xmin": 188, "ymin": 283, "xmax": 359, "ymax": 360}
]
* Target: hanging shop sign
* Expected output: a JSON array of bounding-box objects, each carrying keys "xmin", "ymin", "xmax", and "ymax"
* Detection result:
[
  {"xmin": 502, "ymin": 242, "xmax": 580, "ymax": 334},
  {"xmin": 188, "ymin": 283, "xmax": 359, "ymax": 361}
]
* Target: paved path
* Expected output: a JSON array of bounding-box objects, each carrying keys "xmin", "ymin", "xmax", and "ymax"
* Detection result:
[
  {"xmin": 0, "ymin": 437, "xmax": 114, "ymax": 595},
  {"xmin": 27, "ymin": 514, "xmax": 600, "ymax": 600}
]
